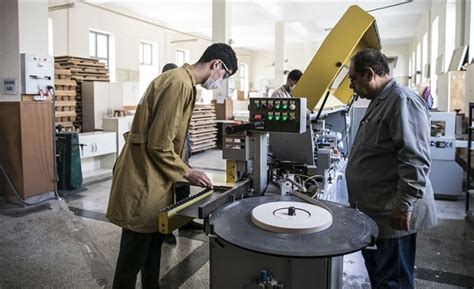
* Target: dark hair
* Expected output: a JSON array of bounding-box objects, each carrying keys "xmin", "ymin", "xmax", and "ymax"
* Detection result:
[
  {"xmin": 288, "ymin": 69, "xmax": 303, "ymax": 82},
  {"xmin": 162, "ymin": 63, "xmax": 178, "ymax": 73},
  {"xmin": 197, "ymin": 43, "xmax": 238, "ymax": 76},
  {"xmin": 351, "ymin": 48, "xmax": 390, "ymax": 77}
]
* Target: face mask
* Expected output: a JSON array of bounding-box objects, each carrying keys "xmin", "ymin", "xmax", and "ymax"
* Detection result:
[{"xmin": 202, "ymin": 69, "xmax": 224, "ymax": 90}]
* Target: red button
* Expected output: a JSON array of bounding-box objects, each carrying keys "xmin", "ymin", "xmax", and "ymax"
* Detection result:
[
  {"xmin": 267, "ymin": 104, "xmax": 273, "ymax": 109},
  {"xmin": 254, "ymin": 114, "xmax": 262, "ymax": 121}
]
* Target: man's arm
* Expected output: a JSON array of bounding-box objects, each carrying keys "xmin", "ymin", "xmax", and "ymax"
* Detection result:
[
  {"xmin": 146, "ymin": 82, "xmax": 212, "ymax": 188},
  {"xmin": 389, "ymin": 92, "xmax": 431, "ymax": 229}
]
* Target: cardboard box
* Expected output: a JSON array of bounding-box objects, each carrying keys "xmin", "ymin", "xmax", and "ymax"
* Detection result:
[
  {"xmin": 237, "ymin": 90, "xmax": 246, "ymax": 101},
  {"xmin": 212, "ymin": 98, "xmax": 234, "ymax": 120}
]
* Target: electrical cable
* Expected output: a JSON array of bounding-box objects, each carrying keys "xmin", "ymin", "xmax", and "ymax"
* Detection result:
[{"xmin": 0, "ymin": 163, "xmax": 59, "ymax": 206}]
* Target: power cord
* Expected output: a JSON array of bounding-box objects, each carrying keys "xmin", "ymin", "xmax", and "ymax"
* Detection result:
[{"xmin": 0, "ymin": 162, "xmax": 59, "ymax": 207}]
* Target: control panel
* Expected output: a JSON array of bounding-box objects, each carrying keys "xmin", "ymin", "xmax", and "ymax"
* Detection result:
[
  {"xmin": 430, "ymin": 137, "xmax": 455, "ymax": 161},
  {"xmin": 249, "ymin": 97, "xmax": 307, "ymax": 133},
  {"xmin": 20, "ymin": 54, "xmax": 54, "ymax": 95}
]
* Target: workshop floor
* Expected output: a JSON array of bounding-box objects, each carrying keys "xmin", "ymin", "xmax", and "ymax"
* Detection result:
[{"xmin": 0, "ymin": 148, "xmax": 473, "ymax": 289}]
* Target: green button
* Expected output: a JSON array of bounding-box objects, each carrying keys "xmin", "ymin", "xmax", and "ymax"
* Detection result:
[
  {"xmin": 275, "ymin": 115, "xmax": 280, "ymax": 121},
  {"xmin": 282, "ymin": 115, "xmax": 288, "ymax": 122},
  {"xmin": 267, "ymin": 115, "xmax": 273, "ymax": 121},
  {"xmin": 255, "ymin": 103, "xmax": 260, "ymax": 109},
  {"xmin": 275, "ymin": 104, "xmax": 281, "ymax": 110},
  {"xmin": 282, "ymin": 104, "xmax": 288, "ymax": 110}
]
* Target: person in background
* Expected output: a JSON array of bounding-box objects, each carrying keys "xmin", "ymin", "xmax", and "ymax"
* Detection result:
[
  {"xmin": 345, "ymin": 48, "xmax": 437, "ymax": 289},
  {"xmin": 107, "ymin": 43, "xmax": 238, "ymax": 289},
  {"xmin": 271, "ymin": 69, "xmax": 303, "ymax": 98}
]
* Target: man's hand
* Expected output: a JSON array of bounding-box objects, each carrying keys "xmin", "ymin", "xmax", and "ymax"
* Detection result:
[
  {"xmin": 389, "ymin": 208, "xmax": 412, "ymax": 231},
  {"xmin": 184, "ymin": 169, "xmax": 213, "ymax": 189}
]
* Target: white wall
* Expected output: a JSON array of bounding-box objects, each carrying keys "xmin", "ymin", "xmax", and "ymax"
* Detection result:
[
  {"xmin": 249, "ymin": 41, "xmax": 322, "ymax": 94},
  {"xmin": 49, "ymin": 1, "xmax": 256, "ymax": 104},
  {"xmin": 0, "ymin": 0, "xmax": 21, "ymax": 102},
  {"xmin": 382, "ymin": 43, "xmax": 410, "ymax": 86}
]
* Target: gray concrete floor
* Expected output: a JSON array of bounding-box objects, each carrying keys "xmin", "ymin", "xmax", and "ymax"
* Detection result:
[{"xmin": 0, "ymin": 148, "xmax": 473, "ymax": 289}]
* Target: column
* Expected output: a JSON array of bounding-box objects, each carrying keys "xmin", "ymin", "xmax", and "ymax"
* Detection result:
[{"xmin": 274, "ymin": 21, "xmax": 287, "ymax": 87}]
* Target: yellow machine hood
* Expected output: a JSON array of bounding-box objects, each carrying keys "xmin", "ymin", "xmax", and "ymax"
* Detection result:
[{"xmin": 292, "ymin": 5, "xmax": 381, "ymax": 110}]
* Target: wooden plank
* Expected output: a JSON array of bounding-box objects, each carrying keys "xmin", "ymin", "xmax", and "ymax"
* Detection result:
[
  {"xmin": 55, "ymin": 79, "xmax": 77, "ymax": 86},
  {"xmin": 55, "ymin": 111, "xmax": 77, "ymax": 118},
  {"xmin": 54, "ymin": 69, "xmax": 71, "ymax": 75},
  {"xmin": 55, "ymin": 100, "xmax": 77, "ymax": 107},
  {"xmin": 55, "ymin": 90, "xmax": 77, "ymax": 97}
]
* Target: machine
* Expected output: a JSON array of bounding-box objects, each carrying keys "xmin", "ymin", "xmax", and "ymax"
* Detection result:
[
  {"xmin": 158, "ymin": 5, "xmax": 382, "ymax": 289},
  {"xmin": 429, "ymin": 111, "xmax": 464, "ymax": 198}
]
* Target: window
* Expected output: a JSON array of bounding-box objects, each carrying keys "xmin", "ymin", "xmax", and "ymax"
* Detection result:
[
  {"xmin": 139, "ymin": 42, "xmax": 159, "ymax": 96},
  {"xmin": 176, "ymin": 49, "xmax": 189, "ymax": 67},
  {"xmin": 408, "ymin": 56, "xmax": 412, "ymax": 86},
  {"xmin": 422, "ymin": 32, "xmax": 428, "ymax": 82},
  {"xmin": 416, "ymin": 42, "xmax": 422, "ymax": 84},
  {"xmin": 240, "ymin": 63, "xmax": 249, "ymax": 94},
  {"xmin": 89, "ymin": 31, "xmax": 109, "ymax": 66},
  {"xmin": 140, "ymin": 42, "xmax": 153, "ymax": 65},
  {"xmin": 431, "ymin": 16, "xmax": 439, "ymax": 107}
]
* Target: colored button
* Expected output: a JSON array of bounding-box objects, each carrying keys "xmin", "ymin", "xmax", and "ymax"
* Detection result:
[
  {"xmin": 267, "ymin": 104, "xmax": 273, "ymax": 109},
  {"xmin": 254, "ymin": 114, "xmax": 262, "ymax": 121},
  {"xmin": 282, "ymin": 115, "xmax": 288, "ymax": 122},
  {"xmin": 275, "ymin": 104, "xmax": 281, "ymax": 110},
  {"xmin": 275, "ymin": 115, "xmax": 280, "ymax": 121},
  {"xmin": 282, "ymin": 104, "xmax": 288, "ymax": 110},
  {"xmin": 267, "ymin": 115, "xmax": 273, "ymax": 121},
  {"xmin": 289, "ymin": 104, "xmax": 296, "ymax": 110}
]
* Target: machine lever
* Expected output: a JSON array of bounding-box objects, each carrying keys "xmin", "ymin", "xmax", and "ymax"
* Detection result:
[{"xmin": 225, "ymin": 121, "xmax": 264, "ymax": 135}]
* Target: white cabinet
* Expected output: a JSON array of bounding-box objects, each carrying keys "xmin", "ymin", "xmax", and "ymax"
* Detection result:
[
  {"xmin": 82, "ymin": 81, "xmax": 140, "ymax": 132},
  {"xmin": 78, "ymin": 132, "xmax": 117, "ymax": 182},
  {"xmin": 103, "ymin": 116, "xmax": 134, "ymax": 155},
  {"xmin": 437, "ymin": 71, "xmax": 466, "ymax": 112}
]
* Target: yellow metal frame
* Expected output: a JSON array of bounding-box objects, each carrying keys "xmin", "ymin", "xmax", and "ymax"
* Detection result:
[
  {"xmin": 292, "ymin": 5, "xmax": 381, "ymax": 110},
  {"xmin": 158, "ymin": 190, "xmax": 214, "ymax": 234}
]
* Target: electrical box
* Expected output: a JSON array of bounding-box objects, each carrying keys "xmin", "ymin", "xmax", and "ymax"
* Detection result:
[
  {"xmin": 20, "ymin": 54, "xmax": 54, "ymax": 94},
  {"xmin": 249, "ymin": 97, "xmax": 307, "ymax": 133}
]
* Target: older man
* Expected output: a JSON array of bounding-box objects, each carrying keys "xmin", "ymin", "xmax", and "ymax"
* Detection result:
[{"xmin": 345, "ymin": 48, "xmax": 437, "ymax": 289}]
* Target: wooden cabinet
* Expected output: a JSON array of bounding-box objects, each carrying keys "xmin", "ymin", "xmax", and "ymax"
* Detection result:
[{"xmin": 0, "ymin": 101, "xmax": 55, "ymax": 200}]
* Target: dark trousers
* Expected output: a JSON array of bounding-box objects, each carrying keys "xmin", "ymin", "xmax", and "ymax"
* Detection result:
[
  {"xmin": 112, "ymin": 229, "xmax": 166, "ymax": 289},
  {"xmin": 362, "ymin": 233, "xmax": 417, "ymax": 289}
]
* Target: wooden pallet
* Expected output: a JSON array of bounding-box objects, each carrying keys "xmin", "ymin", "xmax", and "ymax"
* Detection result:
[
  {"xmin": 189, "ymin": 104, "xmax": 218, "ymax": 154},
  {"xmin": 55, "ymin": 56, "xmax": 110, "ymax": 131}
]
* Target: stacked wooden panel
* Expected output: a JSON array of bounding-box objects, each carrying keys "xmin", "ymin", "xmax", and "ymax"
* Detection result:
[
  {"xmin": 54, "ymin": 56, "xmax": 110, "ymax": 131},
  {"xmin": 189, "ymin": 104, "xmax": 218, "ymax": 154},
  {"xmin": 54, "ymin": 66, "xmax": 77, "ymax": 129}
]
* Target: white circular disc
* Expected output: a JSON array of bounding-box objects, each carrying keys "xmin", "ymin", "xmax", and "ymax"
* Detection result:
[{"xmin": 251, "ymin": 201, "xmax": 333, "ymax": 234}]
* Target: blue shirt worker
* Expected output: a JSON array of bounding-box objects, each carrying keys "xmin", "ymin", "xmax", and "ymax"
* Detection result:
[{"xmin": 345, "ymin": 48, "xmax": 437, "ymax": 289}]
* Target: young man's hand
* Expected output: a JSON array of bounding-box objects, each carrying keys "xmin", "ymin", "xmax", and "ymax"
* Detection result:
[
  {"xmin": 184, "ymin": 169, "xmax": 213, "ymax": 189},
  {"xmin": 389, "ymin": 208, "xmax": 412, "ymax": 231}
]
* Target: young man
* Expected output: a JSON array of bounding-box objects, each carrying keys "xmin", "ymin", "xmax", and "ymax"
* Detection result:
[
  {"xmin": 271, "ymin": 69, "xmax": 303, "ymax": 98},
  {"xmin": 107, "ymin": 43, "xmax": 238, "ymax": 289},
  {"xmin": 345, "ymin": 48, "xmax": 437, "ymax": 289}
]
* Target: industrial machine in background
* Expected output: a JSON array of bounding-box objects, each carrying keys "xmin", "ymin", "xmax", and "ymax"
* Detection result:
[{"xmin": 429, "ymin": 111, "xmax": 464, "ymax": 198}]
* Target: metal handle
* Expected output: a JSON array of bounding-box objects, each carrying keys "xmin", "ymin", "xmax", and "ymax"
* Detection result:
[{"xmin": 225, "ymin": 121, "xmax": 264, "ymax": 135}]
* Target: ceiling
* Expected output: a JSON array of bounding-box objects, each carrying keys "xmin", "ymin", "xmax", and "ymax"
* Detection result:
[{"xmin": 90, "ymin": 0, "xmax": 431, "ymax": 50}]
